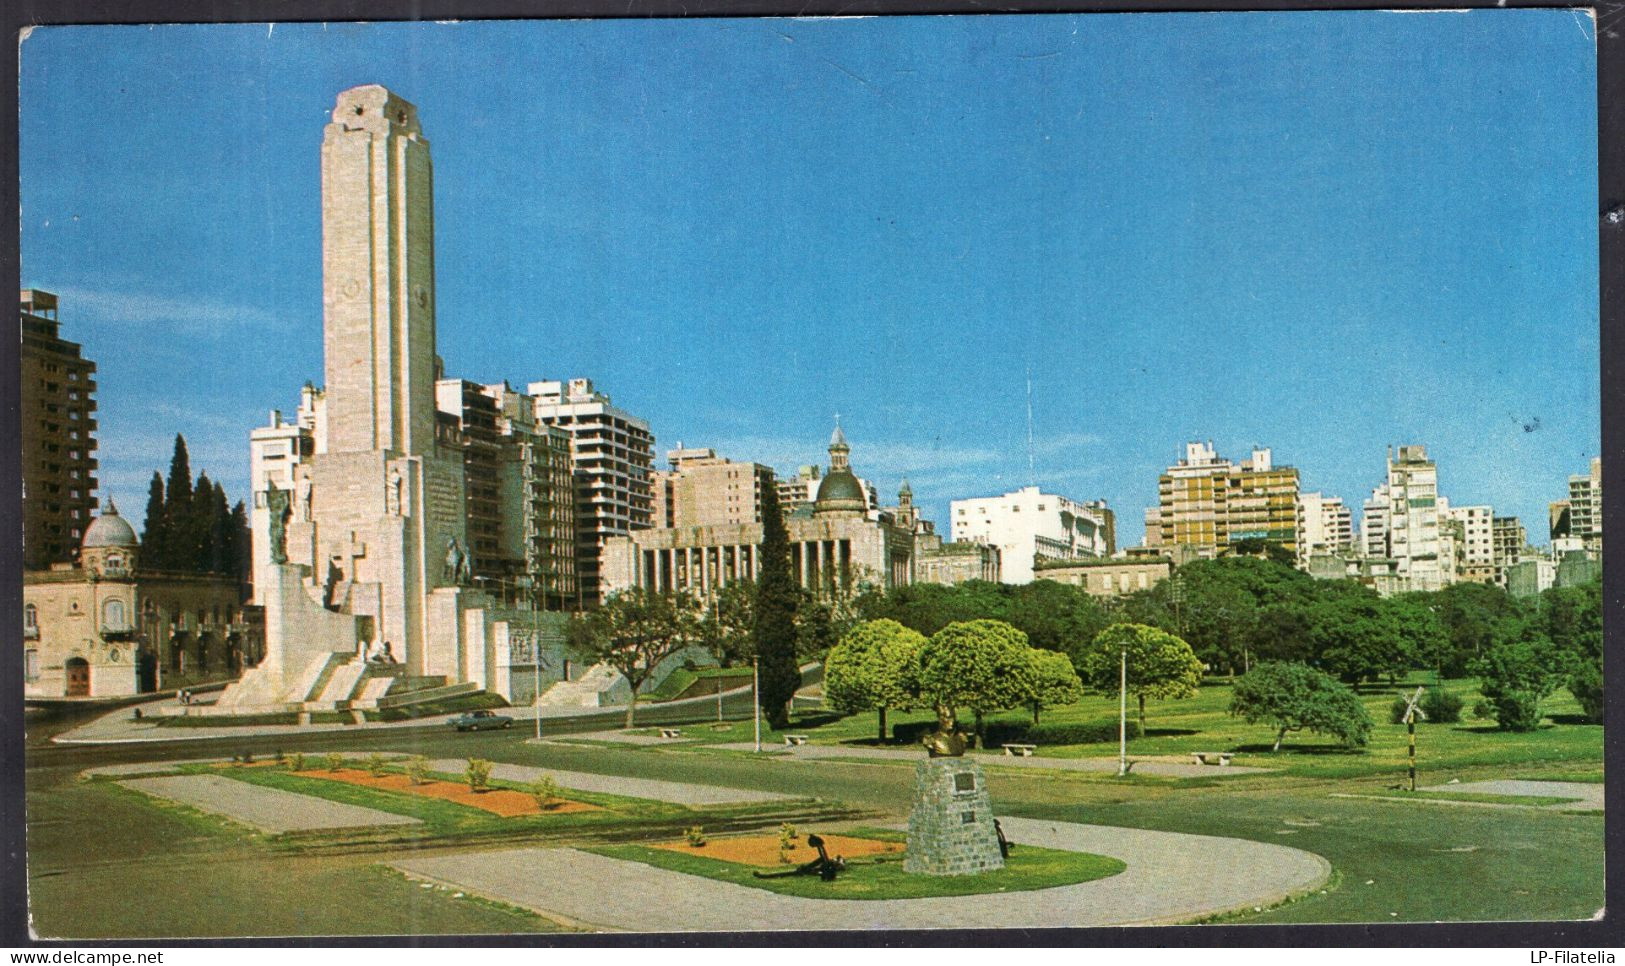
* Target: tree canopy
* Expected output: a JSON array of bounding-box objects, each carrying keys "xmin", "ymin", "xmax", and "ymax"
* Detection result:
[
  {"xmin": 569, "ymin": 588, "xmax": 703, "ymax": 727},
  {"xmin": 915, "ymin": 619, "xmax": 1042, "ymax": 739},
  {"xmin": 1074, "ymin": 622, "xmax": 1204, "ymax": 729},
  {"xmin": 823, "ymin": 618, "xmax": 925, "ymax": 742},
  {"xmin": 1229, "ymin": 661, "xmax": 1372, "ymax": 750},
  {"xmin": 752, "ymin": 483, "xmax": 801, "ymax": 729}
]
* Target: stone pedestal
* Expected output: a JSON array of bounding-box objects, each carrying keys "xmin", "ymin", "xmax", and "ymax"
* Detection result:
[{"xmin": 904, "ymin": 758, "xmax": 1005, "ymax": 876}]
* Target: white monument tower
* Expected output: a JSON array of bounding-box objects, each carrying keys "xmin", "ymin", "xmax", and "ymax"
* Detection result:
[{"xmin": 222, "ymin": 86, "xmax": 501, "ymax": 713}]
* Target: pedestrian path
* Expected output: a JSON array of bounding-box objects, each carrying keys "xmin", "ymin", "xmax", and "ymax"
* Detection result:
[
  {"xmin": 391, "ymin": 816, "xmax": 1329, "ymax": 931},
  {"xmin": 1419, "ymin": 779, "xmax": 1603, "ymax": 811},
  {"xmin": 119, "ymin": 774, "xmax": 422, "ymax": 834},
  {"xmin": 404, "ymin": 756, "xmax": 791, "ymax": 806},
  {"xmin": 709, "ymin": 742, "xmax": 1271, "ymax": 778}
]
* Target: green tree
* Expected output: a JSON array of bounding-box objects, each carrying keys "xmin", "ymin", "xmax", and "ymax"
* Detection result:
[
  {"xmin": 141, "ymin": 472, "xmax": 168, "ymax": 569},
  {"xmin": 703, "ymin": 579, "xmax": 756, "ymax": 665},
  {"xmin": 1005, "ymin": 580, "xmax": 1111, "ymax": 656},
  {"xmin": 1568, "ymin": 656, "xmax": 1604, "ymax": 724},
  {"xmin": 1474, "ymin": 629, "xmax": 1572, "ymax": 732},
  {"xmin": 915, "ymin": 619, "xmax": 1040, "ymax": 742},
  {"xmin": 752, "ymin": 484, "xmax": 801, "ymax": 730},
  {"xmin": 1075, "ymin": 623, "xmax": 1204, "ymax": 731},
  {"xmin": 1029, "ymin": 647, "xmax": 1084, "ymax": 724},
  {"xmin": 568, "ymin": 588, "xmax": 704, "ymax": 727},
  {"xmin": 1306, "ymin": 594, "xmax": 1409, "ymax": 684},
  {"xmin": 1229, "ymin": 661, "xmax": 1372, "ymax": 750},
  {"xmin": 163, "ymin": 435, "xmax": 193, "ymax": 572},
  {"xmin": 228, "ymin": 500, "xmax": 252, "ymax": 598},
  {"xmin": 1540, "ymin": 581, "xmax": 1602, "ymax": 662},
  {"xmin": 823, "ymin": 619, "xmax": 925, "ymax": 742},
  {"xmin": 1428, "ymin": 582, "xmax": 1525, "ymax": 676}
]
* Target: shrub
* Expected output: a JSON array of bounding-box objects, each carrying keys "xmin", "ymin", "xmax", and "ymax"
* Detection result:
[
  {"xmin": 779, "ymin": 822, "xmax": 798, "ymax": 845},
  {"xmin": 325, "ymin": 753, "xmax": 346, "ymax": 772},
  {"xmin": 1388, "ymin": 696, "xmax": 1413, "ymax": 725},
  {"xmin": 1421, "ymin": 688, "xmax": 1463, "ymax": 724},
  {"xmin": 685, "ymin": 825, "xmax": 707, "ymax": 847},
  {"xmin": 529, "ymin": 776, "xmax": 560, "ymax": 810},
  {"xmin": 1492, "ymin": 691, "xmax": 1543, "ymax": 732},
  {"xmin": 778, "ymin": 843, "xmax": 793, "ymax": 865},
  {"xmin": 404, "ymin": 755, "xmax": 429, "ymax": 786},
  {"xmin": 289, "ymin": 752, "xmax": 305, "ymax": 771},
  {"xmin": 273, "ymin": 749, "xmax": 285, "ymax": 763},
  {"xmin": 1569, "ymin": 658, "xmax": 1604, "ymax": 724},
  {"xmin": 366, "ymin": 754, "xmax": 388, "ymax": 777},
  {"xmin": 1471, "ymin": 699, "xmax": 1494, "ymax": 721},
  {"xmin": 465, "ymin": 758, "xmax": 493, "ymax": 792}
]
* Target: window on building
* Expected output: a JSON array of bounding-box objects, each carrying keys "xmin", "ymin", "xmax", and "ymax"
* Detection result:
[
  {"xmin": 24, "ymin": 604, "xmax": 37, "ymax": 631},
  {"xmin": 24, "ymin": 650, "xmax": 39, "ymax": 681},
  {"xmin": 104, "ymin": 599, "xmax": 127, "ymax": 630}
]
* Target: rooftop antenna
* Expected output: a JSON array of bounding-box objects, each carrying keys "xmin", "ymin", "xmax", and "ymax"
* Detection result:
[{"xmin": 1025, "ymin": 367, "xmax": 1037, "ymax": 487}]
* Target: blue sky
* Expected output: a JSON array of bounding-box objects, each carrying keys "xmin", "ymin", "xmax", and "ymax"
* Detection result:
[{"xmin": 19, "ymin": 12, "xmax": 1599, "ymax": 547}]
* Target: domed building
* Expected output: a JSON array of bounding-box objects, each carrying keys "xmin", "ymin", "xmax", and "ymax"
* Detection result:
[
  {"xmin": 601, "ymin": 423, "xmax": 919, "ymax": 597},
  {"xmin": 24, "ymin": 500, "xmax": 262, "ymax": 698}
]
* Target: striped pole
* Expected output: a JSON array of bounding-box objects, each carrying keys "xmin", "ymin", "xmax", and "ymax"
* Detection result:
[{"xmin": 1408, "ymin": 712, "xmax": 1417, "ymax": 792}]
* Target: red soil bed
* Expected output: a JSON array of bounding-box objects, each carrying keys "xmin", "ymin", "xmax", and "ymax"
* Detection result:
[
  {"xmin": 303, "ymin": 768, "xmax": 603, "ymax": 817},
  {"xmin": 654, "ymin": 834, "xmax": 902, "ymax": 867}
]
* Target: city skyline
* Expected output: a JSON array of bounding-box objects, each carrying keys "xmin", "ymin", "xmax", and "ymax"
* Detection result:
[{"xmin": 19, "ymin": 13, "xmax": 1600, "ymax": 546}]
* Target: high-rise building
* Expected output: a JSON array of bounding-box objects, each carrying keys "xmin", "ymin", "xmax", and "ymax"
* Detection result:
[
  {"xmin": 1567, "ymin": 457, "xmax": 1602, "ymax": 555},
  {"xmin": 528, "ymin": 378, "xmax": 654, "ymax": 605},
  {"xmin": 1297, "ymin": 492, "xmax": 1354, "ymax": 563},
  {"xmin": 20, "ymin": 290, "xmax": 99, "ymax": 569},
  {"xmin": 1362, "ymin": 445, "xmax": 1446, "ymax": 593},
  {"xmin": 1492, "ymin": 515, "xmax": 1527, "ymax": 587},
  {"xmin": 950, "ymin": 486, "xmax": 1114, "ymax": 584},
  {"xmin": 1549, "ymin": 500, "xmax": 1572, "ymax": 542},
  {"xmin": 435, "ymin": 380, "xmax": 579, "ymax": 609},
  {"xmin": 1149, "ymin": 442, "xmax": 1299, "ymax": 560},
  {"xmin": 650, "ymin": 447, "xmax": 774, "ymax": 531},
  {"xmin": 1446, "ymin": 503, "xmax": 1495, "ymax": 583}
]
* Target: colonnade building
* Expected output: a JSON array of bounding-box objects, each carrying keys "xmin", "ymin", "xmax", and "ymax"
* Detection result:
[{"xmin": 601, "ymin": 427, "xmax": 916, "ymax": 598}]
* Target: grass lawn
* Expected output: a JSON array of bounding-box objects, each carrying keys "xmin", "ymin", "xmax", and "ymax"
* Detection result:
[
  {"xmin": 680, "ymin": 674, "xmax": 1602, "ymax": 785},
  {"xmin": 591, "ymin": 827, "xmax": 1123, "ymax": 900},
  {"xmin": 642, "ymin": 666, "xmax": 755, "ymax": 702}
]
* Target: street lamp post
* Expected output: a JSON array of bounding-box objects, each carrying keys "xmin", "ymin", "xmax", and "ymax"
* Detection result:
[
  {"xmin": 1118, "ymin": 649, "xmax": 1128, "ymax": 777},
  {"xmin": 753, "ymin": 656, "xmax": 761, "ymax": 754}
]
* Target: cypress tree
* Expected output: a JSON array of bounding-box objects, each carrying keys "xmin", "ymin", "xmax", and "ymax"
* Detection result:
[
  {"xmin": 207, "ymin": 481, "xmax": 231, "ymax": 574},
  {"xmin": 163, "ymin": 436, "xmax": 193, "ymax": 571},
  {"xmin": 190, "ymin": 471, "xmax": 215, "ymax": 573},
  {"xmin": 752, "ymin": 482, "xmax": 801, "ymax": 730},
  {"xmin": 141, "ymin": 472, "xmax": 167, "ymax": 570},
  {"xmin": 228, "ymin": 500, "xmax": 251, "ymax": 598}
]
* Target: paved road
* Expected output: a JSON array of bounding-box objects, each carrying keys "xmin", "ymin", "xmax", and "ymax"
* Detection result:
[
  {"xmin": 392, "ymin": 815, "xmax": 1330, "ymax": 931},
  {"xmin": 119, "ymin": 774, "xmax": 422, "ymax": 833}
]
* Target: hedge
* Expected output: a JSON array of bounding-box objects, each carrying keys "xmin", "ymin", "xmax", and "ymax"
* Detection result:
[{"xmin": 893, "ymin": 718, "xmax": 1142, "ymax": 747}]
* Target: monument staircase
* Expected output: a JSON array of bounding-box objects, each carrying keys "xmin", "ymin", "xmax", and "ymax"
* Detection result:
[{"xmin": 534, "ymin": 662, "xmax": 630, "ymax": 708}]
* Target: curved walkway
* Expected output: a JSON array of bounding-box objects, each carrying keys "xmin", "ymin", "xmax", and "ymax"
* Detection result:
[{"xmin": 391, "ymin": 816, "xmax": 1329, "ymax": 931}]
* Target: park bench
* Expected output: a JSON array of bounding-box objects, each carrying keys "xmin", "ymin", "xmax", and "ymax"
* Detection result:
[
  {"xmin": 1001, "ymin": 743, "xmax": 1038, "ymax": 757},
  {"xmin": 784, "ymin": 734, "xmax": 810, "ymax": 747},
  {"xmin": 659, "ymin": 728, "xmax": 682, "ymax": 739},
  {"xmin": 1191, "ymin": 752, "xmax": 1233, "ymax": 766}
]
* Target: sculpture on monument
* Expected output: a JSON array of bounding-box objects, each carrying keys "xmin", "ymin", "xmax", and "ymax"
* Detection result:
[
  {"xmin": 444, "ymin": 537, "xmax": 471, "ymax": 585},
  {"xmin": 295, "ymin": 472, "xmax": 313, "ymax": 521},
  {"xmin": 386, "ymin": 465, "xmax": 403, "ymax": 516},
  {"xmin": 322, "ymin": 558, "xmax": 343, "ymax": 611},
  {"xmin": 266, "ymin": 484, "xmax": 292, "ymax": 564}
]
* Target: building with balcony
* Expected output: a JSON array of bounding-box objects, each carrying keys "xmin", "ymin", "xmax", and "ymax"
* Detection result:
[
  {"xmin": 528, "ymin": 378, "xmax": 654, "ymax": 605},
  {"xmin": 1147, "ymin": 441, "xmax": 1299, "ymax": 561},
  {"xmin": 21, "ymin": 289, "xmax": 99, "ymax": 570}
]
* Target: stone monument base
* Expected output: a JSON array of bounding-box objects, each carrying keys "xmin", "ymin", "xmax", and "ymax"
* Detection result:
[{"xmin": 905, "ymin": 757, "xmax": 1005, "ymax": 876}]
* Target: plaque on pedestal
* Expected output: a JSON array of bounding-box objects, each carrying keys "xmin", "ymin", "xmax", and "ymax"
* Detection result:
[{"xmin": 904, "ymin": 758, "xmax": 1005, "ymax": 876}]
